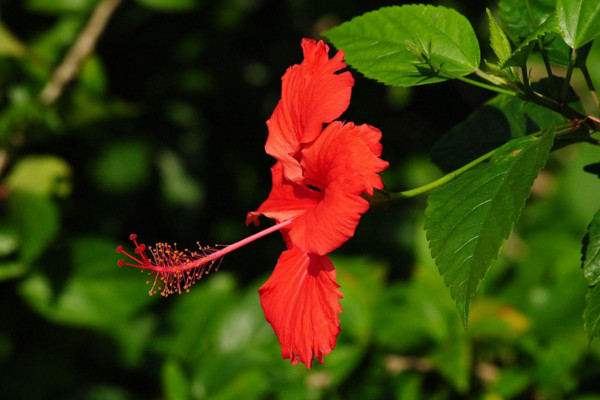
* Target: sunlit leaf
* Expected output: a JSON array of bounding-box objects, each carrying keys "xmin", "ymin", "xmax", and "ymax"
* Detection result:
[
  {"xmin": 557, "ymin": 0, "xmax": 600, "ymax": 49},
  {"xmin": 0, "ymin": 19, "xmax": 28, "ymax": 58},
  {"xmin": 324, "ymin": 5, "xmax": 480, "ymax": 87},
  {"xmin": 425, "ymin": 128, "xmax": 554, "ymax": 325},
  {"xmin": 6, "ymin": 155, "xmax": 71, "ymax": 197}
]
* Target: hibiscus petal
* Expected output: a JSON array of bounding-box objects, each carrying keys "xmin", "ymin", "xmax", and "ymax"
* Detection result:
[
  {"xmin": 246, "ymin": 162, "xmax": 320, "ymax": 226},
  {"xmin": 302, "ymin": 121, "xmax": 389, "ymax": 195},
  {"xmin": 265, "ymin": 39, "xmax": 354, "ymax": 183},
  {"xmin": 259, "ymin": 246, "xmax": 343, "ymax": 369},
  {"xmin": 286, "ymin": 122, "xmax": 389, "ymax": 255},
  {"xmin": 289, "ymin": 179, "xmax": 370, "ymax": 255}
]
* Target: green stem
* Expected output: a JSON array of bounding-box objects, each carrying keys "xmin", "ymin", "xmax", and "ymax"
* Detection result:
[
  {"xmin": 451, "ymin": 73, "xmax": 518, "ymax": 97},
  {"xmin": 388, "ymin": 147, "xmax": 498, "ymax": 200},
  {"xmin": 434, "ymin": 59, "xmax": 591, "ymax": 129},
  {"xmin": 385, "ymin": 122, "xmax": 579, "ymax": 201}
]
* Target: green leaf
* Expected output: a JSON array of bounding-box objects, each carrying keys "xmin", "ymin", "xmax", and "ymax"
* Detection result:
[
  {"xmin": 584, "ymin": 284, "xmax": 600, "ymax": 342},
  {"xmin": 425, "ymin": 127, "xmax": 554, "ymax": 326},
  {"xmin": 431, "ymin": 94, "xmax": 565, "ymax": 172},
  {"xmin": 162, "ymin": 359, "xmax": 190, "ymax": 400},
  {"xmin": 91, "ymin": 140, "xmax": 152, "ymax": 193},
  {"xmin": 583, "ymin": 209, "xmax": 600, "ymax": 286},
  {"xmin": 498, "ymin": 0, "xmax": 556, "ymax": 43},
  {"xmin": 557, "ymin": 0, "xmax": 600, "ymax": 49},
  {"xmin": 0, "ymin": 19, "xmax": 28, "ymax": 57},
  {"xmin": 324, "ymin": 5, "xmax": 480, "ymax": 87},
  {"xmin": 487, "ymin": 9, "xmax": 512, "ymax": 65},
  {"xmin": 18, "ymin": 237, "xmax": 156, "ymax": 327},
  {"xmin": 135, "ymin": 0, "xmax": 198, "ymax": 12},
  {"xmin": 6, "ymin": 155, "xmax": 71, "ymax": 197},
  {"xmin": 9, "ymin": 192, "xmax": 60, "ymax": 264},
  {"xmin": 502, "ymin": 13, "xmax": 561, "ymax": 67}
]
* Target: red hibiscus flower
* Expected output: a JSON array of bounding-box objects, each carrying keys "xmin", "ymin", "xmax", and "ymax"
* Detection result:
[
  {"xmin": 246, "ymin": 40, "xmax": 388, "ymax": 368},
  {"xmin": 248, "ymin": 120, "xmax": 388, "ymax": 368},
  {"xmin": 117, "ymin": 38, "xmax": 387, "ymax": 370}
]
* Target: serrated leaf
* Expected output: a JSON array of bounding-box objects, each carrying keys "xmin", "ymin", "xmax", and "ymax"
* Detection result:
[
  {"xmin": 502, "ymin": 13, "xmax": 561, "ymax": 67},
  {"xmin": 557, "ymin": 0, "xmax": 600, "ymax": 49},
  {"xmin": 425, "ymin": 128, "xmax": 554, "ymax": 326},
  {"xmin": 584, "ymin": 284, "xmax": 600, "ymax": 342},
  {"xmin": 324, "ymin": 5, "xmax": 480, "ymax": 87},
  {"xmin": 431, "ymin": 94, "xmax": 565, "ymax": 172},
  {"xmin": 487, "ymin": 9, "xmax": 512, "ymax": 65},
  {"xmin": 582, "ymin": 209, "xmax": 600, "ymax": 286},
  {"xmin": 498, "ymin": 0, "xmax": 556, "ymax": 44}
]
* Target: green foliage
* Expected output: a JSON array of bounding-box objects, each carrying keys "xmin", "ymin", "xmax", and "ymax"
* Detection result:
[
  {"xmin": 431, "ymin": 94, "xmax": 564, "ymax": 172},
  {"xmin": 556, "ymin": 0, "xmax": 600, "ymax": 49},
  {"xmin": 502, "ymin": 13, "xmax": 561, "ymax": 67},
  {"xmin": 498, "ymin": 0, "xmax": 556, "ymax": 43},
  {"xmin": 487, "ymin": 8, "xmax": 512, "ymax": 65},
  {"xmin": 585, "ymin": 284, "xmax": 600, "ymax": 342},
  {"xmin": 324, "ymin": 5, "xmax": 480, "ymax": 87},
  {"xmin": 425, "ymin": 128, "xmax": 554, "ymax": 325}
]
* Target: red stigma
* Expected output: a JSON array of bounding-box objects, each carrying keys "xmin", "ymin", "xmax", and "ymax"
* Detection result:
[{"xmin": 116, "ymin": 234, "xmax": 221, "ymax": 297}]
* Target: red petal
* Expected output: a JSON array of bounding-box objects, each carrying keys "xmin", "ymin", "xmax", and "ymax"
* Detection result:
[
  {"xmin": 259, "ymin": 246, "xmax": 343, "ymax": 369},
  {"xmin": 246, "ymin": 162, "xmax": 320, "ymax": 226},
  {"xmin": 302, "ymin": 121, "xmax": 389, "ymax": 195},
  {"xmin": 265, "ymin": 39, "xmax": 354, "ymax": 182},
  {"xmin": 286, "ymin": 122, "xmax": 389, "ymax": 255},
  {"xmin": 289, "ymin": 179, "xmax": 370, "ymax": 255}
]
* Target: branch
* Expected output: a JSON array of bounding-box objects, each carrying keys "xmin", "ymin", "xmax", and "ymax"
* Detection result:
[{"xmin": 39, "ymin": 0, "xmax": 123, "ymax": 105}]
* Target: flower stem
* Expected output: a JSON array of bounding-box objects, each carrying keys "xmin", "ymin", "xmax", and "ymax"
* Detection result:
[
  {"xmin": 452, "ymin": 73, "xmax": 518, "ymax": 97},
  {"xmin": 388, "ymin": 147, "xmax": 498, "ymax": 200},
  {"xmin": 385, "ymin": 122, "xmax": 580, "ymax": 201}
]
